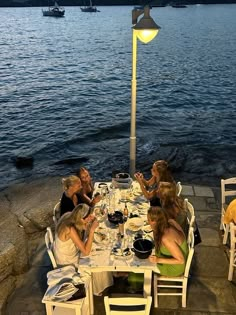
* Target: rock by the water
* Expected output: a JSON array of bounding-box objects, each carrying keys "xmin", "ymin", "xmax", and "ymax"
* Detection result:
[
  {"xmin": 14, "ymin": 156, "xmax": 34, "ymax": 168},
  {"xmin": 54, "ymin": 156, "xmax": 89, "ymax": 165}
]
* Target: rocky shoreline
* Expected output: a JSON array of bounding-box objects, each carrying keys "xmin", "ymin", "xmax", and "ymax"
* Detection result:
[{"xmin": 0, "ymin": 176, "xmax": 62, "ymax": 314}]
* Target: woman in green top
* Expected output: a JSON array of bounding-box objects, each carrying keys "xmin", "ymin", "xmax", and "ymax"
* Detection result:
[{"xmin": 148, "ymin": 207, "xmax": 188, "ymax": 276}]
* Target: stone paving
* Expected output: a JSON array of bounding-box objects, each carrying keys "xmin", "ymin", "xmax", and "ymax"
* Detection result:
[{"xmin": 4, "ymin": 185, "xmax": 236, "ymax": 315}]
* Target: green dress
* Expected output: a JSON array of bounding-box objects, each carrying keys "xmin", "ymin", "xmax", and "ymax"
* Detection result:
[
  {"xmin": 128, "ymin": 240, "xmax": 189, "ymax": 290},
  {"xmin": 156, "ymin": 239, "xmax": 189, "ymax": 276}
]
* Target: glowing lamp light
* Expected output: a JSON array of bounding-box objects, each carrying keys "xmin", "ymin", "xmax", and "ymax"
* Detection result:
[{"xmin": 133, "ymin": 29, "xmax": 159, "ymax": 44}]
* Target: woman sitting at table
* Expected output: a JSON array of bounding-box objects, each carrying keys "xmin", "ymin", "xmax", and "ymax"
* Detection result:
[
  {"xmin": 60, "ymin": 175, "xmax": 82, "ymax": 217},
  {"xmin": 127, "ymin": 205, "xmax": 188, "ymax": 292},
  {"xmin": 134, "ymin": 160, "xmax": 175, "ymax": 206},
  {"xmin": 158, "ymin": 181, "xmax": 188, "ymax": 236},
  {"xmin": 76, "ymin": 167, "xmax": 102, "ymax": 207},
  {"xmin": 54, "ymin": 203, "xmax": 114, "ymax": 295},
  {"xmin": 148, "ymin": 207, "xmax": 188, "ymax": 276}
]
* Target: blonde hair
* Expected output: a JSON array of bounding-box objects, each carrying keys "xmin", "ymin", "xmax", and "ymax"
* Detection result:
[
  {"xmin": 62, "ymin": 175, "xmax": 81, "ymax": 190},
  {"xmin": 56, "ymin": 203, "xmax": 90, "ymax": 237}
]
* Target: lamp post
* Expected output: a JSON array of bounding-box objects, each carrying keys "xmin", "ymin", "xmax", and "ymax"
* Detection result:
[{"xmin": 130, "ymin": 6, "xmax": 161, "ymax": 178}]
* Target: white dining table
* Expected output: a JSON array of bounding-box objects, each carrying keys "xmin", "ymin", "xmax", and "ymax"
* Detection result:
[{"xmin": 79, "ymin": 181, "xmax": 160, "ymax": 315}]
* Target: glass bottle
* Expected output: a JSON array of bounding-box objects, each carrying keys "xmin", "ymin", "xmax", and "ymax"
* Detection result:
[{"xmin": 123, "ymin": 202, "xmax": 128, "ymax": 221}]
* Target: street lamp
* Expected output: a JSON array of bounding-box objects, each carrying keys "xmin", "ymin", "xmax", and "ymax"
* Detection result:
[{"xmin": 130, "ymin": 6, "xmax": 161, "ymax": 178}]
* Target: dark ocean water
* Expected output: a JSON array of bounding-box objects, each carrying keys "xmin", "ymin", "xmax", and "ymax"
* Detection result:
[{"xmin": 0, "ymin": 4, "xmax": 236, "ymax": 190}]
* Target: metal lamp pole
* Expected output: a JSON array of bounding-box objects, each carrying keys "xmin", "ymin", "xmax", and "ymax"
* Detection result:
[{"xmin": 129, "ymin": 6, "xmax": 161, "ymax": 178}]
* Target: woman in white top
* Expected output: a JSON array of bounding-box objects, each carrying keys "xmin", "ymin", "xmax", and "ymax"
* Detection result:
[{"xmin": 54, "ymin": 203, "xmax": 113, "ymax": 295}]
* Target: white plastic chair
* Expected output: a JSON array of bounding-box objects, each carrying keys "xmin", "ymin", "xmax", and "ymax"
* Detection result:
[
  {"xmin": 220, "ymin": 177, "xmax": 236, "ymax": 244},
  {"xmin": 228, "ymin": 222, "xmax": 236, "ymax": 281},
  {"xmin": 184, "ymin": 198, "xmax": 196, "ymax": 244},
  {"xmin": 104, "ymin": 296, "xmax": 152, "ymax": 315},
  {"xmin": 153, "ymin": 228, "xmax": 194, "ymax": 308},
  {"xmin": 176, "ymin": 181, "xmax": 183, "ymax": 196},
  {"xmin": 45, "ymin": 227, "xmax": 57, "ymax": 269},
  {"xmin": 53, "ymin": 201, "xmax": 61, "ymax": 225}
]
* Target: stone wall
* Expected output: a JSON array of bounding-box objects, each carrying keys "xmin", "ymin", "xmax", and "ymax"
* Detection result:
[{"xmin": 0, "ymin": 177, "xmax": 61, "ymax": 314}]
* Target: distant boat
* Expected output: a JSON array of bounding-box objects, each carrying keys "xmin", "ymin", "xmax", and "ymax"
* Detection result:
[
  {"xmin": 42, "ymin": 1, "xmax": 65, "ymax": 17},
  {"xmin": 80, "ymin": 0, "xmax": 100, "ymax": 12}
]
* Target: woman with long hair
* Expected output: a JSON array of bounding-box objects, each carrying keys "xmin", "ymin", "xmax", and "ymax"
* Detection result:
[
  {"xmin": 158, "ymin": 181, "xmax": 188, "ymax": 235},
  {"xmin": 54, "ymin": 203, "xmax": 114, "ymax": 295},
  {"xmin": 76, "ymin": 167, "xmax": 101, "ymax": 206},
  {"xmin": 60, "ymin": 175, "xmax": 82, "ymax": 216},
  {"xmin": 55, "ymin": 203, "xmax": 98, "ymax": 265},
  {"xmin": 148, "ymin": 207, "xmax": 188, "ymax": 276},
  {"xmin": 134, "ymin": 160, "xmax": 174, "ymax": 206}
]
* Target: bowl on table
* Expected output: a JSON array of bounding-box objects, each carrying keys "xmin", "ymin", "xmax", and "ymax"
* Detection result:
[
  {"xmin": 107, "ymin": 211, "xmax": 123, "ymax": 225},
  {"xmin": 132, "ymin": 238, "xmax": 154, "ymax": 259}
]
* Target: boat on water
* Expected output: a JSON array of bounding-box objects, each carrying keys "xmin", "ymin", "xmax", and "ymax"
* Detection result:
[
  {"xmin": 80, "ymin": 0, "xmax": 100, "ymax": 12},
  {"xmin": 42, "ymin": 2, "xmax": 65, "ymax": 17}
]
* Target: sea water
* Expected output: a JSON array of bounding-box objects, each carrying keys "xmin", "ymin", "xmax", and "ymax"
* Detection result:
[{"xmin": 0, "ymin": 4, "xmax": 236, "ymax": 189}]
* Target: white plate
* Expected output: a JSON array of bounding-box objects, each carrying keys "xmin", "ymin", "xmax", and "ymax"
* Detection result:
[
  {"xmin": 113, "ymin": 249, "xmax": 133, "ymax": 260},
  {"xmin": 133, "ymin": 191, "xmax": 142, "ymax": 197},
  {"xmin": 142, "ymin": 225, "xmax": 153, "ymax": 233},
  {"xmin": 126, "ymin": 217, "xmax": 144, "ymax": 232},
  {"xmin": 94, "ymin": 227, "xmax": 109, "ymax": 244}
]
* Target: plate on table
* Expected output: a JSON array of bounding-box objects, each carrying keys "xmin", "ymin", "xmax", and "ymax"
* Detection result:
[
  {"xmin": 142, "ymin": 225, "xmax": 153, "ymax": 234},
  {"xmin": 94, "ymin": 227, "xmax": 109, "ymax": 244},
  {"xmin": 133, "ymin": 191, "xmax": 142, "ymax": 197},
  {"xmin": 126, "ymin": 217, "xmax": 144, "ymax": 232},
  {"xmin": 112, "ymin": 248, "xmax": 133, "ymax": 260}
]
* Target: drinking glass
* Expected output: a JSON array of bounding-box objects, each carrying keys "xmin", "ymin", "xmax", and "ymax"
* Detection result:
[{"xmin": 107, "ymin": 230, "xmax": 116, "ymax": 250}]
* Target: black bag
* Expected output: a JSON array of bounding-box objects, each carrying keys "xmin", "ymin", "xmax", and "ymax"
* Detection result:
[
  {"xmin": 68, "ymin": 283, "xmax": 86, "ymax": 301},
  {"xmin": 194, "ymin": 222, "xmax": 202, "ymax": 246}
]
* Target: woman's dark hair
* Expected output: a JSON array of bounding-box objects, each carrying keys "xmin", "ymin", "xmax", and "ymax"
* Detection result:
[
  {"xmin": 148, "ymin": 207, "xmax": 170, "ymax": 253},
  {"xmin": 76, "ymin": 167, "xmax": 88, "ymax": 178},
  {"xmin": 155, "ymin": 163, "xmax": 174, "ymax": 183},
  {"xmin": 158, "ymin": 182, "xmax": 185, "ymax": 219}
]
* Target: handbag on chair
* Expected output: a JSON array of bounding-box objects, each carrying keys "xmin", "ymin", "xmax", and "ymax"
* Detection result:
[
  {"xmin": 194, "ymin": 222, "xmax": 202, "ymax": 246},
  {"xmin": 68, "ymin": 283, "xmax": 86, "ymax": 301}
]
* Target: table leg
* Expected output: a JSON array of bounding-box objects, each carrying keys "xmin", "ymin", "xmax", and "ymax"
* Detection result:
[
  {"xmin": 143, "ymin": 270, "xmax": 152, "ymax": 297},
  {"xmin": 89, "ymin": 273, "xmax": 94, "ymax": 315},
  {"xmin": 45, "ymin": 303, "xmax": 53, "ymax": 315}
]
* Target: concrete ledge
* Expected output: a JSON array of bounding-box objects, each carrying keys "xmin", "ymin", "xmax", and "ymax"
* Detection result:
[{"xmin": 194, "ymin": 186, "xmax": 214, "ymax": 198}]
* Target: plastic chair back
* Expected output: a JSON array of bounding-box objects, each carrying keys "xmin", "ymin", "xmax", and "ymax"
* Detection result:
[
  {"xmin": 104, "ymin": 296, "xmax": 152, "ymax": 315},
  {"xmin": 220, "ymin": 177, "xmax": 236, "ymax": 244},
  {"xmin": 45, "ymin": 227, "xmax": 57, "ymax": 269}
]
